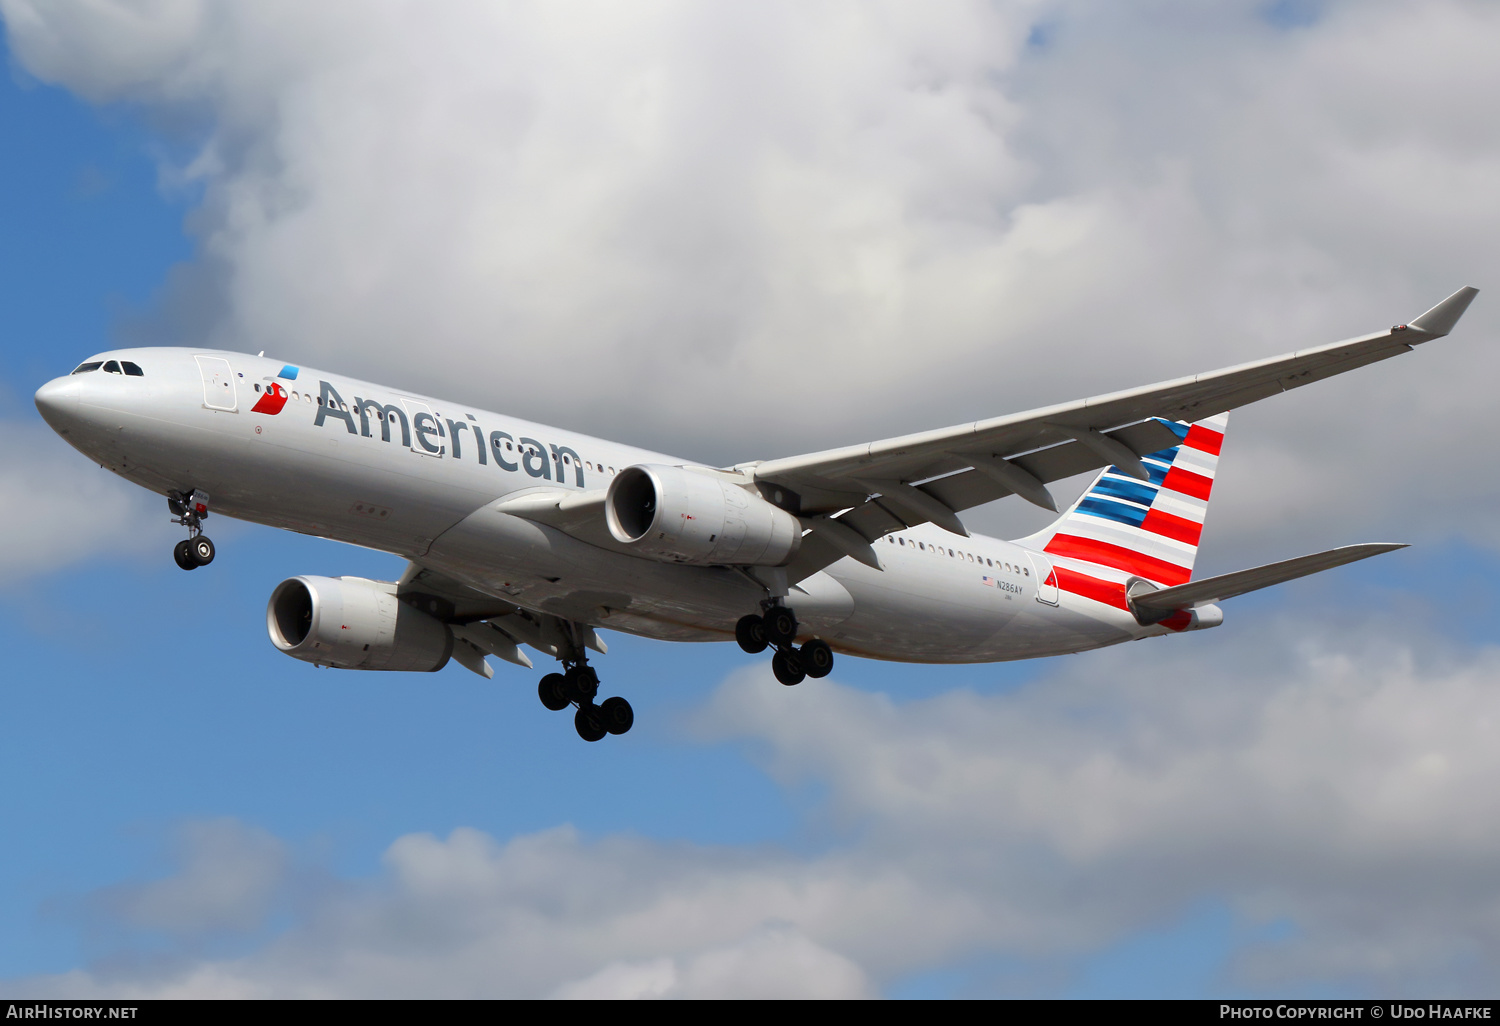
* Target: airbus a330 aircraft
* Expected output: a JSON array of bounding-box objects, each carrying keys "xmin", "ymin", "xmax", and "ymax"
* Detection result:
[{"xmin": 33, "ymin": 287, "xmax": 1477, "ymax": 741}]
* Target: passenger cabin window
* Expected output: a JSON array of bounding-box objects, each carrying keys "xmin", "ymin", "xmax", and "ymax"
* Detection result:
[
  {"xmin": 71, "ymin": 362, "xmax": 103, "ymax": 375},
  {"xmin": 103, "ymin": 360, "xmax": 122, "ymax": 374},
  {"xmin": 121, "ymin": 361, "xmax": 143, "ymax": 376}
]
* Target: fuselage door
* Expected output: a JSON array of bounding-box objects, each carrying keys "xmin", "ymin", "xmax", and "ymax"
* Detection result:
[
  {"xmin": 195, "ymin": 355, "xmax": 237, "ymax": 412},
  {"xmin": 399, "ymin": 397, "xmax": 445, "ymax": 457},
  {"xmin": 1027, "ymin": 550, "xmax": 1059, "ymax": 606}
]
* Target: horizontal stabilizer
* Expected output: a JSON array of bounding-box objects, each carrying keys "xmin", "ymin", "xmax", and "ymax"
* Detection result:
[{"xmin": 1131, "ymin": 542, "xmax": 1408, "ymax": 614}]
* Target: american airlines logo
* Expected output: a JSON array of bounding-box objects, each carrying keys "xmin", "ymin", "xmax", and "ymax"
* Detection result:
[
  {"xmin": 250, "ymin": 381, "xmax": 290, "ymax": 415},
  {"xmin": 309, "ymin": 379, "xmax": 587, "ymax": 487}
]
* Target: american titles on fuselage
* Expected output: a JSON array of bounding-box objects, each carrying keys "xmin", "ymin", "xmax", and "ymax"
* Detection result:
[{"xmin": 267, "ymin": 373, "xmax": 596, "ymax": 489}]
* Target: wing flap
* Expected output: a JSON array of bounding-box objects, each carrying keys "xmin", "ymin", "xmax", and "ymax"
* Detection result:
[{"xmin": 778, "ymin": 418, "xmax": 1187, "ymax": 584}]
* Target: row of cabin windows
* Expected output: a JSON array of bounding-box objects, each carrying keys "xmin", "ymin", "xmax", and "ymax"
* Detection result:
[
  {"xmin": 68, "ymin": 361, "xmax": 615, "ymax": 477},
  {"xmin": 247, "ymin": 382, "xmax": 620, "ymax": 474},
  {"xmin": 885, "ymin": 534, "xmax": 1029, "ymax": 575},
  {"xmin": 72, "ymin": 360, "xmax": 144, "ymax": 376}
]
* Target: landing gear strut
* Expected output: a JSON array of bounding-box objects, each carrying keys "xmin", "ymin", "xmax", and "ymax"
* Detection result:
[
  {"xmin": 735, "ymin": 606, "xmax": 834, "ymax": 685},
  {"xmin": 168, "ymin": 489, "xmax": 215, "ymax": 570},
  {"xmin": 535, "ymin": 627, "xmax": 632, "ymax": 742}
]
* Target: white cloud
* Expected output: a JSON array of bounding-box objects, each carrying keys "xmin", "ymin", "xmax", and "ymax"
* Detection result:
[
  {"xmin": 9, "ymin": 609, "xmax": 1500, "ymax": 997},
  {"xmin": 92, "ymin": 819, "xmax": 288, "ymax": 935},
  {"xmin": 552, "ymin": 928, "xmax": 874, "ymax": 999},
  {"xmin": 4, "ymin": 0, "xmax": 1497, "ymax": 562},
  {"xmin": 0, "ymin": 423, "xmax": 161, "ymax": 581}
]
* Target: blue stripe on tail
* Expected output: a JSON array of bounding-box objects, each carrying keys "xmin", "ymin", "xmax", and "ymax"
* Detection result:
[
  {"xmin": 1091, "ymin": 476, "xmax": 1160, "ymax": 506},
  {"xmin": 1076, "ymin": 496, "xmax": 1149, "ymax": 527}
]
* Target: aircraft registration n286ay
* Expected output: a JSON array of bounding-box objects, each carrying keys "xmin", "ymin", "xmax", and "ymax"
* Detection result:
[{"xmin": 34, "ymin": 287, "xmax": 1478, "ymax": 742}]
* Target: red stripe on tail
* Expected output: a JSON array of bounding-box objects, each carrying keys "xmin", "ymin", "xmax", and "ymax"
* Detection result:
[
  {"xmin": 1183, "ymin": 424, "xmax": 1224, "ymax": 456},
  {"xmin": 1045, "ymin": 534, "xmax": 1192, "ymax": 586},
  {"xmin": 1140, "ymin": 508, "xmax": 1203, "ymax": 546},
  {"xmin": 1161, "ymin": 466, "xmax": 1213, "ymax": 501}
]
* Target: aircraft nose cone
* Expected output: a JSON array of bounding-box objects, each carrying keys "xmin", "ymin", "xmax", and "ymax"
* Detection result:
[{"xmin": 34, "ymin": 376, "xmax": 81, "ymax": 432}]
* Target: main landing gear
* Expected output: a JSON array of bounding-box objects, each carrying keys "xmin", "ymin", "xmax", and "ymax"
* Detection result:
[
  {"xmin": 168, "ymin": 489, "xmax": 216, "ymax": 571},
  {"xmin": 536, "ymin": 648, "xmax": 633, "ymax": 743},
  {"xmin": 735, "ymin": 606, "xmax": 834, "ymax": 686}
]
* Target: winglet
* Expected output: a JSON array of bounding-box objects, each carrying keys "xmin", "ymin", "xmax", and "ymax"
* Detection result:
[{"xmin": 1408, "ymin": 286, "xmax": 1479, "ymax": 337}]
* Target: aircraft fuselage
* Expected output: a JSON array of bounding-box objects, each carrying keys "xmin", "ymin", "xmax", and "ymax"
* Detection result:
[{"xmin": 35, "ymin": 347, "xmax": 1194, "ymax": 665}]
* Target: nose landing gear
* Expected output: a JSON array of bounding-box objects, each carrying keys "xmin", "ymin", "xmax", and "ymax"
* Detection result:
[
  {"xmin": 168, "ymin": 490, "xmax": 215, "ymax": 570},
  {"xmin": 736, "ymin": 607, "xmax": 835, "ymax": 685}
]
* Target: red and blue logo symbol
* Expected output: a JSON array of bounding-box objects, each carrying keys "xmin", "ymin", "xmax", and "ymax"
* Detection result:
[{"xmin": 251, "ymin": 381, "xmax": 290, "ymax": 415}]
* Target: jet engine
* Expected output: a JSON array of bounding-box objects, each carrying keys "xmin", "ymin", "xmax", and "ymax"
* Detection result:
[
  {"xmin": 605, "ymin": 464, "xmax": 802, "ymax": 566},
  {"xmin": 267, "ymin": 575, "xmax": 453, "ymax": 671}
]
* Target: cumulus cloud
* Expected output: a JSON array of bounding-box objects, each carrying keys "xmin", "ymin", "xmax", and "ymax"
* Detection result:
[
  {"xmin": 0, "ymin": 423, "xmax": 160, "ymax": 581},
  {"xmin": 3, "ymin": 0, "xmax": 1497, "ymax": 560},
  {"xmin": 91, "ymin": 819, "xmax": 289, "ymax": 936},
  {"xmin": 552, "ymin": 928, "xmax": 874, "ymax": 999},
  {"xmin": 10, "ymin": 608, "xmax": 1500, "ymax": 998}
]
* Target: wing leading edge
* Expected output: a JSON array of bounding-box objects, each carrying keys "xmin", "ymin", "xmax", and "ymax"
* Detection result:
[{"xmin": 751, "ymin": 287, "xmax": 1477, "ymax": 583}]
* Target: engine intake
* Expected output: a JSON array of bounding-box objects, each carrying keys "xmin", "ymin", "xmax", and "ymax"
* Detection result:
[
  {"xmin": 605, "ymin": 464, "xmax": 801, "ymax": 566},
  {"xmin": 267, "ymin": 575, "xmax": 453, "ymax": 671}
]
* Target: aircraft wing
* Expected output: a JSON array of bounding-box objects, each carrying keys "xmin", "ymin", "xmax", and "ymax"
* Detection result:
[{"xmin": 753, "ymin": 287, "xmax": 1477, "ymax": 583}]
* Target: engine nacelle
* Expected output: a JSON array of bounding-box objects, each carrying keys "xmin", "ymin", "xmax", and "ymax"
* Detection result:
[
  {"xmin": 267, "ymin": 575, "xmax": 453, "ymax": 671},
  {"xmin": 605, "ymin": 464, "xmax": 802, "ymax": 566}
]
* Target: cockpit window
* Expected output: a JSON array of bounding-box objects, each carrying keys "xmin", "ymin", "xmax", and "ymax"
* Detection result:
[
  {"xmin": 103, "ymin": 360, "xmax": 122, "ymax": 374},
  {"xmin": 121, "ymin": 361, "xmax": 144, "ymax": 376},
  {"xmin": 71, "ymin": 362, "xmax": 103, "ymax": 375}
]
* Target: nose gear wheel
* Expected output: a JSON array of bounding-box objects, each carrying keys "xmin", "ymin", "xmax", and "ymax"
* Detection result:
[
  {"xmin": 172, "ymin": 540, "xmax": 197, "ymax": 571},
  {"xmin": 167, "ymin": 489, "xmax": 215, "ymax": 570}
]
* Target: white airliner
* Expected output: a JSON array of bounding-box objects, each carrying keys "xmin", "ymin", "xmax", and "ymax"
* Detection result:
[{"xmin": 33, "ymin": 287, "xmax": 1477, "ymax": 741}]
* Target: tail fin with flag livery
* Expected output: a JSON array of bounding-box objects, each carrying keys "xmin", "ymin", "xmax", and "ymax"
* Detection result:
[{"xmin": 1016, "ymin": 413, "xmax": 1229, "ymax": 605}]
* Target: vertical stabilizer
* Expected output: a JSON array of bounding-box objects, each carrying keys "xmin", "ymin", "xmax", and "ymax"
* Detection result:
[{"xmin": 1015, "ymin": 414, "xmax": 1228, "ymax": 594}]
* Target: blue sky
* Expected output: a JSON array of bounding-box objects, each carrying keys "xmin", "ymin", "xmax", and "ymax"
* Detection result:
[{"xmin": 3, "ymin": 1, "xmax": 1500, "ymax": 999}]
